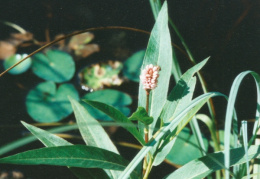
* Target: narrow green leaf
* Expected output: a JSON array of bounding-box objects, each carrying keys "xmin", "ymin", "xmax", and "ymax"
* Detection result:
[
  {"xmin": 70, "ymin": 97, "xmax": 121, "ymax": 179},
  {"xmin": 0, "ymin": 124, "xmax": 78, "ymax": 156},
  {"xmin": 81, "ymin": 89, "xmax": 132, "ymax": 121},
  {"xmin": 161, "ymin": 58, "xmax": 208, "ymax": 124},
  {"xmin": 83, "ymin": 100, "xmax": 145, "ymax": 145},
  {"xmin": 0, "ymin": 145, "xmax": 128, "ymax": 171},
  {"xmin": 241, "ymin": 121, "xmax": 250, "ymax": 179},
  {"xmin": 70, "ymin": 97, "xmax": 119, "ymax": 153},
  {"xmin": 224, "ymin": 71, "xmax": 260, "ymax": 179},
  {"xmin": 119, "ymin": 92, "xmax": 221, "ymax": 178},
  {"xmin": 152, "ymin": 77, "xmax": 196, "ymax": 166},
  {"xmin": 138, "ymin": 0, "xmax": 172, "ymax": 137},
  {"xmin": 21, "ymin": 121, "xmax": 109, "ymax": 179},
  {"xmin": 129, "ymin": 107, "xmax": 153, "ymax": 125},
  {"xmin": 21, "ymin": 121, "xmax": 72, "ymax": 147},
  {"xmin": 165, "ymin": 145, "xmax": 260, "ymax": 179}
]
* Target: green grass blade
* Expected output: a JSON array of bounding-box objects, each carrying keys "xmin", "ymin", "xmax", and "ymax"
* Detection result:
[
  {"xmin": 242, "ymin": 121, "xmax": 250, "ymax": 179},
  {"xmin": 83, "ymin": 100, "xmax": 145, "ymax": 145},
  {"xmin": 224, "ymin": 71, "xmax": 260, "ymax": 179},
  {"xmin": 119, "ymin": 92, "xmax": 221, "ymax": 178},
  {"xmin": 21, "ymin": 121, "xmax": 109, "ymax": 179},
  {"xmin": 165, "ymin": 145, "xmax": 260, "ymax": 179},
  {"xmin": 190, "ymin": 117, "xmax": 207, "ymax": 156},
  {"xmin": 0, "ymin": 145, "xmax": 129, "ymax": 170},
  {"xmin": 0, "ymin": 124, "xmax": 78, "ymax": 156},
  {"xmin": 138, "ymin": 1, "xmax": 172, "ymax": 137}
]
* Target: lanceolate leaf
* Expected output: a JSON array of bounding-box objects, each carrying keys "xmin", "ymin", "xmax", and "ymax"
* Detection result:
[
  {"xmin": 165, "ymin": 145, "xmax": 260, "ymax": 179},
  {"xmin": 0, "ymin": 124, "xmax": 78, "ymax": 156},
  {"xmin": 0, "ymin": 145, "xmax": 128, "ymax": 171},
  {"xmin": 161, "ymin": 58, "xmax": 208, "ymax": 123},
  {"xmin": 138, "ymin": 1, "xmax": 172, "ymax": 137},
  {"xmin": 21, "ymin": 121, "xmax": 72, "ymax": 147},
  {"xmin": 21, "ymin": 121, "xmax": 109, "ymax": 179},
  {"xmin": 83, "ymin": 100, "xmax": 145, "ymax": 145},
  {"xmin": 152, "ymin": 59, "xmax": 208, "ymax": 166},
  {"xmin": 152, "ymin": 76, "xmax": 196, "ymax": 166},
  {"xmin": 69, "ymin": 97, "xmax": 121, "ymax": 179},
  {"xmin": 69, "ymin": 97, "xmax": 119, "ymax": 153},
  {"xmin": 119, "ymin": 92, "xmax": 221, "ymax": 178},
  {"xmin": 81, "ymin": 89, "xmax": 132, "ymax": 121}
]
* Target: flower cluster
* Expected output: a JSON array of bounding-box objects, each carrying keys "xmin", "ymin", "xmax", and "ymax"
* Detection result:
[{"xmin": 140, "ymin": 64, "xmax": 160, "ymax": 90}]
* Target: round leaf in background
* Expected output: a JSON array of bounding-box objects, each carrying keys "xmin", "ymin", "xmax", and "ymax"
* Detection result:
[
  {"xmin": 32, "ymin": 50, "xmax": 75, "ymax": 83},
  {"xmin": 166, "ymin": 127, "xmax": 209, "ymax": 165},
  {"xmin": 81, "ymin": 89, "xmax": 132, "ymax": 121},
  {"xmin": 123, "ymin": 50, "xmax": 145, "ymax": 82},
  {"xmin": 26, "ymin": 81, "xmax": 79, "ymax": 123},
  {"xmin": 4, "ymin": 54, "xmax": 32, "ymax": 75}
]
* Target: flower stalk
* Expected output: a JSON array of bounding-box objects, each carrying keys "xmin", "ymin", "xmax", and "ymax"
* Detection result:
[{"xmin": 140, "ymin": 64, "xmax": 160, "ymax": 177}]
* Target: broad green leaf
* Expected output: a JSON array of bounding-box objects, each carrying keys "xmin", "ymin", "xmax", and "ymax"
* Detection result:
[
  {"xmin": 166, "ymin": 127, "xmax": 208, "ymax": 165},
  {"xmin": 21, "ymin": 121, "xmax": 109, "ymax": 179},
  {"xmin": 165, "ymin": 145, "xmax": 260, "ymax": 179},
  {"xmin": 69, "ymin": 97, "xmax": 121, "ymax": 179},
  {"xmin": 81, "ymin": 89, "xmax": 132, "ymax": 121},
  {"xmin": 138, "ymin": 1, "xmax": 172, "ymax": 137},
  {"xmin": 123, "ymin": 50, "xmax": 145, "ymax": 82},
  {"xmin": 26, "ymin": 81, "xmax": 79, "ymax": 122},
  {"xmin": 128, "ymin": 107, "xmax": 153, "ymax": 125},
  {"xmin": 119, "ymin": 92, "xmax": 221, "ymax": 178},
  {"xmin": 0, "ymin": 145, "xmax": 128, "ymax": 170},
  {"xmin": 83, "ymin": 100, "xmax": 145, "ymax": 145},
  {"xmin": 32, "ymin": 50, "xmax": 75, "ymax": 83},
  {"xmin": 4, "ymin": 54, "xmax": 32, "ymax": 75}
]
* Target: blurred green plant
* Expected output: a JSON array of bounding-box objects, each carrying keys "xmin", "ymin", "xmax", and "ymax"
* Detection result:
[
  {"xmin": 26, "ymin": 81, "xmax": 79, "ymax": 122},
  {"xmin": 123, "ymin": 49, "xmax": 145, "ymax": 82},
  {"xmin": 32, "ymin": 50, "xmax": 75, "ymax": 83},
  {"xmin": 4, "ymin": 54, "xmax": 32, "ymax": 74},
  {"xmin": 79, "ymin": 61, "xmax": 123, "ymax": 90}
]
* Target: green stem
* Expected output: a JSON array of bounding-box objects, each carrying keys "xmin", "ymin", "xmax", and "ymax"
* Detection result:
[
  {"xmin": 143, "ymin": 155, "xmax": 154, "ymax": 179},
  {"xmin": 143, "ymin": 90, "xmax": 150, "ymax": 176}
]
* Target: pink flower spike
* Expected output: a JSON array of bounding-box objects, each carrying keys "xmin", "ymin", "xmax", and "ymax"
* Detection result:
[{"xmin": 140, "ymin": 64, "xmax": 161, "ymax": 90}]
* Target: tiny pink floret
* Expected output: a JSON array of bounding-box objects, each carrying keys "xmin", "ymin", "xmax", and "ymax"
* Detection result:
[{"xmin": 140, "ymin": 64, "xmax": 160, "ymax": 90}]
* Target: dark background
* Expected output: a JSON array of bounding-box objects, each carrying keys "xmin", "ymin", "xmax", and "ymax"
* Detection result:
[{"xmin": 0, "ymin": 0, "xmax": 259, "ymax": 178}]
